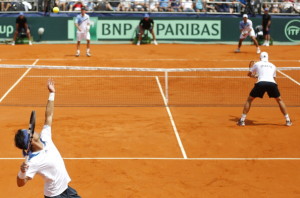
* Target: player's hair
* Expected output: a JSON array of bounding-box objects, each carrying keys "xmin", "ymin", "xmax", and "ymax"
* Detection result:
[{"xmin": 14, "ymin": 129, "xmax": 27, "ymax": 150}]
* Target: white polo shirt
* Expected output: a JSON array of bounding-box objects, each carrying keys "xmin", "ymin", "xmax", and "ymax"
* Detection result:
[
  {"xmin": 26, "ymin": 125, "xmax": 71, "ymax": 197},
  {"xmin": 251, "ymin": 61, "xmax": 277, "ymax": 83}
]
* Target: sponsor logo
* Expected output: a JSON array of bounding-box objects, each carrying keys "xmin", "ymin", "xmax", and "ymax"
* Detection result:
[
  {"xmin": 0, "ymin": 25, "xmax": 14, "ymax": 37},
  {"xmin": 284, "ymin": 20, "xmax": 300, "ymax": 42}
]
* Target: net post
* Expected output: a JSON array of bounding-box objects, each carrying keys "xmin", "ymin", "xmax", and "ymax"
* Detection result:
[{"xmin": 165, "ymin": 71, "xmax": 169, "ymax": 105}]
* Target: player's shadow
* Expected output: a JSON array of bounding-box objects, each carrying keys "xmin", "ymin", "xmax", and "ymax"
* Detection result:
[{"xmin": 230, "ymin": 116, "xmax": 283, "ymax": 126}]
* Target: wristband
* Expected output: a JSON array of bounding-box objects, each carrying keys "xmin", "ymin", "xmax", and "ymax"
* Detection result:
[
  {"xmin": 18, "ymin": 171, "xmax": 26, "ymax": 179},
  {"xmin": 48, "ymin": 92, "xmax": 55, "ymax": 101}
]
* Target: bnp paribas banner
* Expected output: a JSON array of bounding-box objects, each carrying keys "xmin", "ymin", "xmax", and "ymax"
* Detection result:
[
  {"xmin": 67, "ymin": 18, "xmax": 221, "ymax": 41},
  {"xmin": 0, "ymin": 16, "xmax": 299, "ymax": 43}
]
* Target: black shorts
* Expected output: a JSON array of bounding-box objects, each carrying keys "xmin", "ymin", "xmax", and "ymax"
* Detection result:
[
  {"xmin": 141, "ymin": 27, "xmax": 153, "ymax": 31},
  {"xmin": 249, "ymin": 81, "xmax": 280, "ymax": 98},
  {"xmin": 263, "ymin": 28, "xmax": 270, "ymax": 35},
  {"xmin": 44, "ymin": 186, "xmax": 81, "ymax": 198}
]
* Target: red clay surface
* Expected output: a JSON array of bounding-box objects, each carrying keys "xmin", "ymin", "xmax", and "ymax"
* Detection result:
[{"xmin": 0, "ymin": 44, "xmax": 299, "ymax": 197}]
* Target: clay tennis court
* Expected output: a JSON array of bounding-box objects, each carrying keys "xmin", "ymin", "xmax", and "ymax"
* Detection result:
[{"xmin": 0, "ymin": 44, "xmax": 300, "ymax": 197}]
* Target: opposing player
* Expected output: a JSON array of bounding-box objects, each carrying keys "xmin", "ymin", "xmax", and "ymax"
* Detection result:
[
  {"xmin": 14, "ymin": 79, "xmax": 81, "ymax": 198},
  {"xmin": 75, "ymin": 6, "xmax": 91, "ymax": 57},
  {"xmin": 237, "ymin": 52, "xmax": 292, "ymax": 126},
  {"xmin": 235, "ymin": 14, "xmax": 261, "ymax": 54}
]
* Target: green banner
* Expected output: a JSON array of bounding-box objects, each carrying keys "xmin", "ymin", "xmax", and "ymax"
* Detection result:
[{"xmin": 1, "ymin": 16, "xmax": 299, "ymax": 43}]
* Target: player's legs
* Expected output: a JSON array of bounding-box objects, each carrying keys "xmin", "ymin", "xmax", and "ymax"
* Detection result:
[
  {"xmin": 86, "ymin": 40, "xmax": 91, "ymax": 57},
  {"xmin": 237, "ymin": 96, "xmax": 255, "ymax": 126},
  {"xmin": 242, "ymin": 96, "xmax": 255, "ymax": 115},
  {"xmin": 86, "ymin": 32, "xmax": 91, "ymax": 57},
  {"xmin": 12, "ymin": 30, "xmax": 19, "ymax": 45},
  {"xmin": 274, "ymin": 97, "xmax": 292, "ymax": 126},
  {"xmin": 76, "ymin": 41, "xmax": 81, "ymax": 56},
  {"xmin": 235, "ymin": 38, "xmax": 243, "ymax": 52},
  {"xmin": 25, "ymin": 28, "xmax": 32, "ymax": 45},
  {"xmin": 137, "ymin": 28, "xmax": 145, "ymax": 45},
  {"xmin": 150, "ymin": 29, "xmax": 158, "ymax": 45}
]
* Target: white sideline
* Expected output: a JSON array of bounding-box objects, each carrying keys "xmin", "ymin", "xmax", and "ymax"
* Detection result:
[
  {"xmin": 0, "ymin": 59, "xmax": 39, "ymax": 103},
  {"xmin": 278, "ymin": 70, "xmax": 300, "ymax": 86},
  {"xmin": 155, "ymin": 76, "xmax": 187, "ymax": 159},
  {"xmin": 2, "ymin": 157, "xmax": 300, "ymax": 160}
]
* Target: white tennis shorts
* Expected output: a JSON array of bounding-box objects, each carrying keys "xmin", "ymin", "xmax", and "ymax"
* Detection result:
[
  {"xmin": 77, "ymin": 32, "xmax": 90, "ymax": 41},
  {"xmin": 240, "ymin": 28, "xmax": 255, "ymax": 39}
]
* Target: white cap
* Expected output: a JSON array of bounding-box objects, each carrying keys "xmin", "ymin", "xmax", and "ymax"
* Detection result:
[
  {"xmin": 243, "ymin": 14, "xmax": 248, "ymax": 18},
  {"xmin": 260, "ymin": 52, "xmax": 268, "ymax": 61}
]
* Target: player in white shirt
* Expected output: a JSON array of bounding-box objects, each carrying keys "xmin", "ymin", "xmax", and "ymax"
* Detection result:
[
  {"xmin": 235, "ymin": 14, "xmax": 261, "ymax": 54},
  {"xmin": 14, "ymin": 79, "xmax": 81, "ymax": 198},
  {"xmin": 237, "ymin": 52, "xmax": 292, "ymax": 126},
  {"xmin": 75, "ymin": 6, "xmax": 91, "ymax": 57}
]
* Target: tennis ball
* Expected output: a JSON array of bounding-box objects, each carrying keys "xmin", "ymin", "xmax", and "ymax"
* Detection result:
[
  {"xmin": 38, "ymin": 27, "xmax": 44, "ymax": 35},
  {"xmin": 53, "ymin": 7, "xmax": 59, "ymax": 13}
]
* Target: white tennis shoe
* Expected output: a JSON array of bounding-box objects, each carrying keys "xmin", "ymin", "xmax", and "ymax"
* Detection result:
[
  {"xmin": 235, "ymin": 48, "xmax": 240, "ymax": 53},
  {"xmin": 237, "ymin": 119, "xmax": 245, "ymax": 126},
  {"xmin": 286, "ymin": 120, "xmax": 292, "ymax": 126},
  {"xmin": 75, "ymin": 51, "xmax": 80, "ymax": 57}
]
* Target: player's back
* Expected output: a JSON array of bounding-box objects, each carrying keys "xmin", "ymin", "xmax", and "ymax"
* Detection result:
[{"xmin": 252, "ymin": 61, "xmax": 276, "ymax": 83}]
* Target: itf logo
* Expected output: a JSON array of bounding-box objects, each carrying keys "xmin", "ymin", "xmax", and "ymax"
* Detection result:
[{"xmin": 284, "ymin": 20, "xmax": 300, "ymax": 42}]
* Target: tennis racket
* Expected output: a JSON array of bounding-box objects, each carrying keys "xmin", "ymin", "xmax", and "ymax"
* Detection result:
[
  {"xmin": 24, "ymin": 110, "xmax": 36, "ymax": 163},
  {"xmin": 249, "ymin": 60, "xmax": 255, "ymax": 70}
]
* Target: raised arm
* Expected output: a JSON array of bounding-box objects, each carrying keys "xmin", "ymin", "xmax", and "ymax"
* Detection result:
[{"xmin": 44, "ymin": 79, "xmax": 55, "ymax": 126}]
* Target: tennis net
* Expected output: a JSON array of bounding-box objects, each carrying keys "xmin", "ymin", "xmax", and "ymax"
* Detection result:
[{"xmin": 0, "ymin": 65, "xmax": 299, "ymax": 107}]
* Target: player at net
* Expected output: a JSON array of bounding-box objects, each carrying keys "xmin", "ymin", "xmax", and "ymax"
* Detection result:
[{"xmin": 14, "ymin": 78, "xmax": 81, "ymax": 198}]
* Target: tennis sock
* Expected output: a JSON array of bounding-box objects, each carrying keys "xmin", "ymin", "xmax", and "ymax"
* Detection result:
[
  {"xmin": 87, "ymin": 48, "xmax": 90, "ymax": 53},
  {"xmin": 240, "ymin": 114, "xmax": 247, "ymax": 121},
  {"xmin": 285, "ymin": 114, "xmax": 290, "ymax": 121}
]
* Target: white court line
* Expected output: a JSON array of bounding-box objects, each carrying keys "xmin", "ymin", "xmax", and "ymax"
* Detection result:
[
  {"xmin": 278, "ymin": 70, "xmax": 300, "ymax": 86},
  {"xmin": 0, "ymin": 58, "xmax": 299, "ymax": 62},
  {"xmin": 2, "ymin": 157, "xmax": 300, "ymax": 160},
  {"xmin": 0, "ymin": 59, "xmax": 39, "ymax": 103},
  {"xmin": 25, "ymin": 75, "xmax": 249, "ymax": 79},
  {"xmin": 155, "ymin": 76, "xmax": 187, "ymax": 159}
]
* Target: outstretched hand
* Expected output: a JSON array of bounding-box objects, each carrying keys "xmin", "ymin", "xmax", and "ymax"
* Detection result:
[{"xmin": 48, "ymin": 78, "xmax": 55, "ymax": 93}]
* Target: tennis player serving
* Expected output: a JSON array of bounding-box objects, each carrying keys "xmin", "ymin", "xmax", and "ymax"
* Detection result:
[
  {"xmin": 237, "ymin": 52, "xmax": 292, "ymax": 126},
  {"xmin": 14, "ymin": 79, "xmax": 81, "ymax": 198}
]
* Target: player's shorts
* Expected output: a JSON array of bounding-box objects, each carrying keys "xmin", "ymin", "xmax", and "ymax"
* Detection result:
[
  {"xmin": 249, "ymin": 81, "xmax": 280, "ymax": 98},
  {"xmin": 263, "ymin": 28, "xmax": 270, "ymax": 35},
  {"xmin": 44, "ymin": 186, "xmax": 81, "ymax": 198},
  {"xmin": 17, "ymin": 27, "xmax": 30, "ymax": 33},
  {"xmin": 141, "ymin": 26, "xmax": 153, "ymax": 32},
  {"xmin": 240, "ymin": 28, "xmax": 255, "ymax": 39},
  {"xmin": 77, "ymin": 32, "xmax": 90, "ymax": 41}
]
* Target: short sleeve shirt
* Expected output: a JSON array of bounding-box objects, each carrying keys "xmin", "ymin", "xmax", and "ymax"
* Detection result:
[
  {"xmin": 239, "ymin": 19, "xmax": 253, "ymax": 32},
  {"xmin": 16, "ymin": 16, "xmax": 27, "ymax": 29},
  {"xmin": 262, "ymin": 14, "xmax": 271, "ymax": 28},
  {"xmin": 26, "ymin": 125, "xmax": 71, "ymax": 197},
  {"xmin": 139, "ymin": 18, "xmax": 154, "ymax": 30},
  {"xmin": 75, "ymin": 13, "xmax": 90, "ymax": 33},
  {"xmin": 251, "ymin": 61, "xmax": 277, "ymax": 83}
]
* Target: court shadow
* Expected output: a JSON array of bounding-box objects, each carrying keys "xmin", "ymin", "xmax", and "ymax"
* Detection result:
[{"xmin": 230, "ymin": 116, "xmax": 283, "ymax": 126}]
